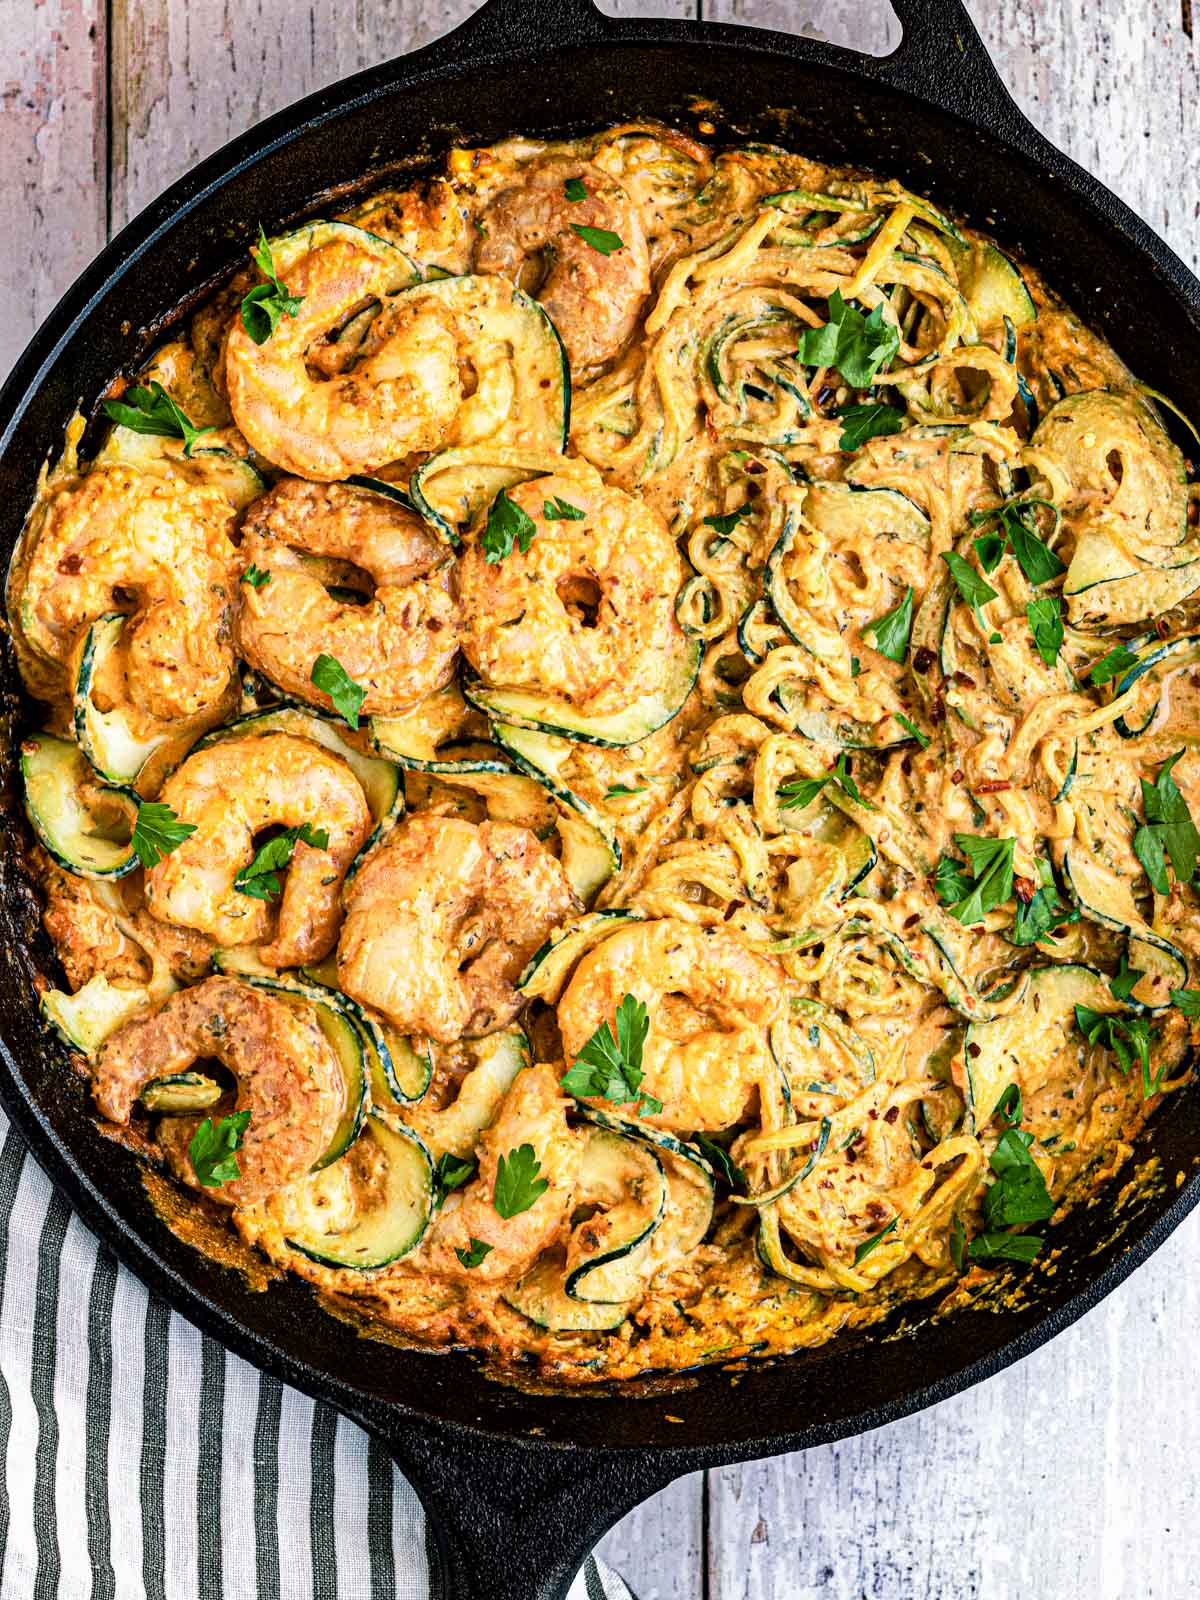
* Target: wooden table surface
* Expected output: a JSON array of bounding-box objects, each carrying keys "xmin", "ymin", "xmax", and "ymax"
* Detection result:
[{"xmin": 4, "ymin": 2, "xmax": 1199, "ymax": 1595}]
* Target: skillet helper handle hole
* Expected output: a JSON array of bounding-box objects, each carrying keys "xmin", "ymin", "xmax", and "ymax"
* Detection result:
[{"xmin": 379, "ymin": 1423, "xmax": 681, "ymax": 1600}]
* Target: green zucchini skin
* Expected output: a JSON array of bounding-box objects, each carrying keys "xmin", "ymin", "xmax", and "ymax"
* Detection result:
[
  {"xmin": 208, "ymin": 951, "xmax": 368, "ymax": 1165},
  {"xmin": 281, "ymin": 1113, "xmax": 434, "ymax": 1271},
  {"xmin": 463, "ymin": 636, "xmax": 701, "ymax": 749},
  {"xmin": 563, "ymin": 1127, "xmax": 666, "ymax": 1303},
  {"xmin": 1061, "ymin": 849, "xmax": 1189, "ymax": 998},
  {"xmin": 518, "ymin": 910, "xmax": 641, "ymax": 1004},
  {"xmin": 490, "ymin": 721, "xmax": 621, "ymax": 899},
  {"xmin": 73, "ymin": 613, "xmax": 204, "ymax": 786},
  {"xmin": 21, "ymin": 733, "xmax": 140, "ymax": 879},
  {"xmin": 299, "ymin": 955, "xmax": 433, "ymax": 1105}
]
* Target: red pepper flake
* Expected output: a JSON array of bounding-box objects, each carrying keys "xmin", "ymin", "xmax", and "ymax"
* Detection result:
[
  {"xmin": 1014, "ymin": 875, "xmax": 1035, "ymax": 903},
  {"xmin": 884, "ymin": 1106, "xmax": 900, "ymax": 1124},
  {"xmin": 967, "ymin": 1042, "xmax": 981, "ymax": 1058},
  {"xmin": 953, "ymin": 671, "xmax": 976, "ymax": 689},
  {"xmin": 974, "ymin": 780, "xmax": 1012, "ymax": 794},
  {"xmin": 913, "ymin": 647, "xmax": 936, "ymax": 674},
  {"xmin": 951, "ymin": 769, "xmax": 964, "ymax": 785}
]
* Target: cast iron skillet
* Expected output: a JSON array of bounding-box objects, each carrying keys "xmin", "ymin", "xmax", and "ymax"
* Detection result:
[{"xmin": 3, "ymin": 1, "xmax": 1200, "ymax": 1595}]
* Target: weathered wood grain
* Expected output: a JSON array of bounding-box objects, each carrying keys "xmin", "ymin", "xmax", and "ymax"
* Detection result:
[{"xmin": 0, "ymin": 0, "xmax": 106, "ymax": 375}]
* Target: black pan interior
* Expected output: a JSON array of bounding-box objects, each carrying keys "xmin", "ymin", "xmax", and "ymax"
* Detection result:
[{"xmin": 2, "ymin": 0, "xmax": 1199, "ymax": 1474}]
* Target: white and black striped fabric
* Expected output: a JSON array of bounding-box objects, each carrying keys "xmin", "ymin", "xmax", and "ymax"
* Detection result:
[{"xmin": 0, "ymin": 1111, "xmax": 634, "ymax": 1600}]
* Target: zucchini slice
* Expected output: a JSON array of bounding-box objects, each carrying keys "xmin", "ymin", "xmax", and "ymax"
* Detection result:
[
  {"xmin": 93, "ymin": 425, "xmax": 266, "ymax": 511},
  {"xmin": 72, "ymin": 613, "xmax": 221, "ymax": 787},
  {"xmin": 491, "ymin": 721, "xmax": 621, "ymax": 901},
  {"xmin": 196, "ymin": 707, "xmax": 401, "ymax": 828},
  {"xmin": 370, "ymin": 679, "xmax": 487, "ymax": 773},
  {"xmin": 1110, "ymin": 633, "xmax": 1200, "ymax": 738},
  {"xmin": 463, "ymin": 636, "xmax": 701, "ymax": 749},
  {"xmin": 401, "ymin": 275, "xmax": 569, "ymax": 540},
  {"xmin": 208, "ymin": 952, "xmax": 367, "ymax": 1167},
  {"xmin": 503, "ymin": 1252, "xmax": 629, "ymax": 1331},
  {"xmin": 140, "ymin": 1069, "xmax": 223, "ymax": 1113},
  {"xmin": 518, "ymin": 910, "xmax": 642, "ymax": 1004},
  {"xmin": 266, "ymin": 219, "xmax": 419, "ymax": 290},
  {"xmin": 947, "ymin": 239, "xmax": 1037, "ymax": 329},
  {"xmin": 404, "ymin": 1028, "xmax": 529, "ymax": 1160},
  {"xmin": 40, "ymin": 973, "xmax": 161, "ymax": 1057},
  {"xmin": 564, "ymin": 1127, "xmax": 666, "ymax": 1303},
  {"xmin": 21, "ymin": 733, "xmax": 139, "ymax": 879},
  {"xmin": 959, "ymin": 963, "xmax": 1116, "ymax": 1132},
  {"xmin": 297, "ymin": 954, "xmax": 432, "ymax": 1106},
  {"xmin": 576, "ymin": 1109, "xmax": 717, "ymax": 1257},
  {"xmin": 1062, "ymin": 848, "xmax": 1188, "ymax": 996},
  {"xmin": 278, "ymin": 1113, "xmax": 433, "ymax": 1270}
]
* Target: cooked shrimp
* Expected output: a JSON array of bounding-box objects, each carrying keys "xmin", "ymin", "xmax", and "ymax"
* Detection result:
[
  {"xmin": 474, "ymin": 157, "xmax": 651, "ymax": 378},
  {"xmin": 8, "ymin": 463, "xmax": 237, "ymax": 715},
  {"xmin": 145, "ymin": 733, "xmax": 372, "ymax": 967},
  {"xmin": 420, "ymin": 1062, "xmax": 581, "ymax": 1281},
  {"xmin": 338, "ymin": 813, "xmax": 578, "ymax": 1042},
  {"xmin": 338, "ymin": 179, "xmax": 473, "ymax": 275},
  {"xmin": 557, "ymin": 918, "xmax": 783, "ymax": 1130},
  {"xmin": 457, "ymin": 465, "xmax": 686, "ymax": 714},
  {"xmin": 225, "ymin": 238, "xmax": 462, "ymax": 480},
  {"xmin": 236, "ymin": 478, "xmax": 461, "ymax": 715},
  {"xmin": 93, "ymin": 975, "xmax": 343, "ymax": 1206}
]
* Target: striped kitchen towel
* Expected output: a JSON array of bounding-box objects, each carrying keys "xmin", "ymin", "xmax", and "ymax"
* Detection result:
[{"xmin": 0, "ymin": 1111, "xmax": 635, "ymax": 1600}]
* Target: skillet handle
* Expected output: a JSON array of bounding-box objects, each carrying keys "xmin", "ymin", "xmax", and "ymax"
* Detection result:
[
  {"xmin": 381, "ymin": 1422, "xmax": 681, "ymax": 1600},
  {"xmin": 869, "ymin": 0, "xmax": 1017, "ymax": 119}
]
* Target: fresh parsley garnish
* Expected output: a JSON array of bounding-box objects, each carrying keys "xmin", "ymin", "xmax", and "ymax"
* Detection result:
[
  {"xmin": 240, "ymin": 225, "xmax": 305, "ymax": 344},
  {"xmin": 690, "ymin": 1134, "xmax": 745, "ymax": 1192},
  {"xmin": 1088, "ymin": 644, "xmax": 1139, "ymax": 686},
  {"xmin": 543, "ymin": 496, "xmax": 585, "ymax": 522},
  {"xmin": 853, "ymin": 1217, "xmax": 899, "ymax": 1266},
  {"xmin": 189, "ymin": 1110, "xmax": 250, "ymax": 1188},
  {"xmin": 455, "ymin": 1237, "xmax": 493, "ymax": 1269},
  {"xmin": 1010, "ymin": 859, "xmax": 1074, "ymax": 946},
  {"xmin": 778, "ymin": 753, "xmax": 874, "ymax": 812},
  {"xmin": 564, "ymin": 177, "xmax": 588, "ymax": 202},
  {"xmin": 969, "ymin": 1231, "xmax": 1044, "ymax": 1264},
  {"xmin": 560, "ymin": 994, "xmax": 661, "ymax": 1114},
  {"xmin": 862, "ymin": 584, "xmax": 913, "ymax": 663},
  {"xmin": 132, "ymin": 801, "xmax": 196, "ymax": 869},
  {"xmin": 310, "ymin": 652, "xmax": 365, "ymax": 728},
  {"xmin": 934, "ymin": 833, "xmax": 1015, "ymax": 926},
  {"xmin": 570, "ymin": 223, "xmax": 624, "ymax": 255},
  {"xmin": 493, "ymin": 1144, "xmax": 550, "ymax": 1218},
  {"xmin": 101, "ymin": 381, "xmax": 215, "ymax": 457},
  {"xmin": 949, "ymin": 1214, "xmax": 967, "ymax": 1270},
  {"xmin": 942, "ymin": 550, "xmax": 999, "ymax": 620},
  {"xmin": 835, "ymin": 400, "xmax": 905, "ymax": 451},
  {"xmin": 797, "ymin": 290, "xmax": 900, "ymax": 388},
  {"xmin": 1132, "ymin": 750, "xmax": 1200, "ymax": 895},
  {"xmin": 983, "ymin": 1126, "xmax": 1054, "ymax": 1229},
  {"xmin": 234, "ymin": 823, "xmax": 329, "ymax": 901},
  {"xmin": 605, "ymin": 783, "xmax": 647, "ymax": 799},
  {"xmin": 241, "ymin": 563, "xmax": 271, "ymax": 590},
  {"xmin": 895, "ymin": 713, "xmax": 930, "ymax": 750},
  {"xmin": 1110, "ymin": 953, "xmax": 1144, "ymax": 1004},
  {"xmin": 968, "ymin": 501, "xmax": 1065, "ymax": 585},
  {"xmin": 433, "ymin": 1152, "xmax": 477, "ymax": 1208},
  {"xmin": 483, "ymin": 489, "xmax": 537, "ymax": 563},
  {"xmin": 1075, "ymin": 1005, "xmax": 1159, "ymax": 1097},
  {"xmin": 703, "ymin": 506, "xmax": 751, "ymax": 538},
  {"xmin": 995, "ymin": 1083, "xmax": 1023, "ymax": 1126},
  {"xmin": 1027, "ymin": 594, "xmax": 1064, "ymax": 667},
  {"xmin": 1170, "ymin": 987, "xmax": 1200, "ymax": 1018}
]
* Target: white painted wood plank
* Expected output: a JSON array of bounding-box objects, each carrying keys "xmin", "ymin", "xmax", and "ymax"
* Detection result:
[
  {"xmin": 0, "ymin": 0, "xmax": 106, "ymax": 376},
  {"xmin": 599, "ymin": 1470, "xmax": 706, "ymax": 1600},
  {"xmin": 707, "ymin": 1209, "xmax": 1200, "ymax": 1600}
]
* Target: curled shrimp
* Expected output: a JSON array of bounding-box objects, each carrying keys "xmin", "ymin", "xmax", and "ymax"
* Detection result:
[
  {"xmin": 235, "ymin": 478, "xmax": 461, "ymax": 715},
  {"xmin": 225, "ymin": 235, "xmax": 462, "ymax": 480},
  {"xmin": 145, "ymin": 732, "xmax": 372, "ymax": 967},
  {"xmin": 338, "ymin": 812, "xmax": 578, "ymax": 1042},
  {"xmin": 420, "ymin": 1062, "xmax": 581, "ymax": 1281},
  {"xmin": 8, "ymin": 463, "xmax": 237, "ymax": 717},
  {"xmin": 457, "ymin": 465, "xmax": 686, "ymax": 714},
  {"xmin": 93, "ymin": 975, "xmax": 344, "ymax": 1205},
  {"xmin": 557, "ymin": 918, "xmax": 783, "ymax": 1131},
  {"xmin": 474, "ymin": 157, "xmax": 651, "ymax": 378}
]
